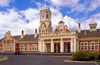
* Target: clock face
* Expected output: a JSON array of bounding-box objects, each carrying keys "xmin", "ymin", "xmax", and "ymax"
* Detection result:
[{"xmin": 42, "ymin": 15, "xmax": 45, "ymax": 18}]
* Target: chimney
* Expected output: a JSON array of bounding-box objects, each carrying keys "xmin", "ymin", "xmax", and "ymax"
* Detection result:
[
  {"xmin": 21, "ymin": 30, "xmax": 24, "ymax": 38},
  {"xmin": 34, "ymin": 29, "xmax": 37, "ymax": 38},
  {"xmin": 78, "ymin": 23, "xmax": 81, "ymax": 33}
]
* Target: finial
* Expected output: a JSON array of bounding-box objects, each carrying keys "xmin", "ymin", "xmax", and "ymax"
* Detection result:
[
  {"xmin": 92, "ymin": 15, "xmax": 94, "ymax": 20},
  {"xmin": 45, "ymin": 2, "xmax": 46, "ymax": 5}
]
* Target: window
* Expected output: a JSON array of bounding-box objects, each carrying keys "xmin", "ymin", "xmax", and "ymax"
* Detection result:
[
  {"xmin": 5, "ymin": 45, "xmax": 8, "ymax": 50},
  {"xmin": 9, "ymin": 45, "xmax": 13, "ymax": 51},
  {"xmin": 90, "ymin": 27, "xmax": 93, "ymax": 30},
  {"xmin": 32, "ymin": 44, "xmax": 37, "ymax": 51},
  {"xmin": 90, "ymin": 27, "xmax": 96, "ymax": 30},
  {"xmin": 93, "ymin": 27, "xmax": 96, "ymax": 30},
  {"xmin": 20, "ymin": 45, "xmax": 25, "ymax": 51},
  {"xmin": 91, "ymin": 42, "xmax": 95, "ymax": 50},
  {"xmin": 42, "ymin": 30, "xmax": 45, "ymax": 33},
  {"xmin": 46, "ymin": 14, "xmax": 48, "ymax": 18},
  {"xmin": 99, "ymin": 42, "xmax": 100, "ymax": 45},
  {"xmin": 27, "ymin": 45, "xmax": 30, "ymax": 51},
  {"xmin": 80, "ymin": 43, "xmax": 88, "ymax": 50}
]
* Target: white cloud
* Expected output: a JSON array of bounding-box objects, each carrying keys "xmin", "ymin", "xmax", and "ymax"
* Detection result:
[
  {"xmin": 1, "ymin": 1, "xmax": 100, "ymax": 39},
  {"xmin": 48, "ymin": 0, "xmax": 100, "ymax": 13},
  {"xmin": 0, "ymin": 0, "xmax": 14, "ymax": 7},
  {"xmin": 31, "ymin": 0, "xmax": 35, "ymax": 3},
  {"xmin": 50, "ymin": 0, "xmax": 80, "ymax": 7}
]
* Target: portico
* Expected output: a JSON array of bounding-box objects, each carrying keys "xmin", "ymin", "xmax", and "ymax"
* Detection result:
[{"xmin": 39, "ymin": 35, "xmax": 77, "ymax": 54}]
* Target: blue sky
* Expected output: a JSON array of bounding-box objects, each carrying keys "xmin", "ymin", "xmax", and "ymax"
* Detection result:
[{"xmin": 0, "ymin": 0, "xmax": 100, "ymax": 38}]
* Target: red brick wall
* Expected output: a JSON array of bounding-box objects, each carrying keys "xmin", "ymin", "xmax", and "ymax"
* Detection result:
[
  {"xmin": 17, "ymin": 43, "xmax": 38, "ymax": 52},
  {"xmin": 79, "ymin": 40, "xmax": 100, "ymax": 52}
]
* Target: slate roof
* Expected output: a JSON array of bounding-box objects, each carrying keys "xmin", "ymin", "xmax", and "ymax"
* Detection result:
[
  {"xmin": 19, "ymin": 34, "xmax": 38, "ymax": 41},
  {"xmin": 13, "ymin": 35, "xmax": 21, "ymax": 39},
  {"xmin": 77, "ymin": 29, "xmax": 100, "ymax": 38}
]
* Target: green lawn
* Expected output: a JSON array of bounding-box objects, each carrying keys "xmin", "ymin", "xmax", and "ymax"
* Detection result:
[{"xmin": 0, "ymin": 58, "xmax": 3, "ymax": 60}]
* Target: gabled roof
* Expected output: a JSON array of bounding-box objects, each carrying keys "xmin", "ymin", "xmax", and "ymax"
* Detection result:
[
  {"xmin": 19, "ymin": 34, "xmax": 38, "ymax": 41},
  {"xmin": 77, "ymin": 29, "xmax": 100, "ymax": 38}
]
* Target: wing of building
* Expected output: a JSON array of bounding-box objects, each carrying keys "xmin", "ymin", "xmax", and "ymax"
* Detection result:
[{"xmin": 0, "ymin": 3, "xmax": 100, "ymax": 55}]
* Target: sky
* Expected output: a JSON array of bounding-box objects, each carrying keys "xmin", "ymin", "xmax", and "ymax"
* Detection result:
[{"xmin": 0, "ymin": 0, "xmax": 100, "ymax": 39}]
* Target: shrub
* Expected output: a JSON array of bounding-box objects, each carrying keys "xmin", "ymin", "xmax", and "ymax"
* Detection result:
[
  {"xmin": 88, "ymin": 51, "xmax": 99, "ymax": 60},
  {"xmin": 98, "ymin": 54, "xmax": 100, "ymax": 60},
  {"xmin": 72, "ymin": 50, "xmax": 89, "ymax": 61}
]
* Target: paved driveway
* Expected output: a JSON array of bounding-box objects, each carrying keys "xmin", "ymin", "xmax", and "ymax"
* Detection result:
[{"xmin": 0, "ymin": 55, "xmax": 100, "ymax": 65}]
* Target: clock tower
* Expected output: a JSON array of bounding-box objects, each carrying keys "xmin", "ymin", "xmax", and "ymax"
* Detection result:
[{"xmin": 39, "ymin": 3, "xmax": 52, "ymax": 36}]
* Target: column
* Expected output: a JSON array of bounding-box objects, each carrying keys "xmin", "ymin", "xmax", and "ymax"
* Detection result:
[
  {"xmin": 51, "ymin": 39, "xmax": 54, "ymax": 53},
  {"xmin": 38, "ymin": 40, "xmax": 41, "ymax": 52},
  {"xmin": 14, "ymin": 39, "xmax": 15, "ymax": 52},
  {"xmin": 40, "ymin": 40, "xmax": 45, "ymax": 54},
  {"xmin": 74, "ymin": 38, "xmax": 76, "ymax": 52},
  {"xmin": 77, "ymin": 40, "xmax": 79, "ymax": 51},
  {"xmin": 43, "ymin": 39, "xmax": 45, "ymax": 52},
  {"xmin": 71, "ymin": 38, "xmax": 73, "ymax": 52},
  {"xmin": 60, "ymin": 38, "xmax": 64, "ymax": 54}
]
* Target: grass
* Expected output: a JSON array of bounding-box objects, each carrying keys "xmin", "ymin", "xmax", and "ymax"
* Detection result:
[{"xmin": 0, "ymin": 58, "xmax": 2, "ymax": 59}]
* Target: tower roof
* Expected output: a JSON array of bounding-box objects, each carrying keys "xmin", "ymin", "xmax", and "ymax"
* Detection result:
[
  {"xmin": 89, "ymin": 16, "xmax": 96, "ymax": 24},
  {"xmin": 58, "ymin": 20, "xmax": 64, "ymax": 24},
  {"xmin": 41, "ymin": 2, "xmax": 50, "ymax": 10},
  {"xmin": 89, "ymin": 19, "xmax": 96, "ymax": 24}
]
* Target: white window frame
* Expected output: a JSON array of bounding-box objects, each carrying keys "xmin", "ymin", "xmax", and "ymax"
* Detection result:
[
  {"xmin": 90, "ymin": 42, "xmax": 95, "ymax": 50},
  {"xmin": 31, "ymin": 44, "xmax": 37, "ymax": 51},
  {"xmin": 80, "ymin": 42, "xmax": 88, "ymax": 50},
  {"xmin": 5, "ymin": 45, "xmax": 8, "ymax": 51},
  {"xmin": 27, "ymin": 44, "xmax": 30, "ymax": 51},
  {"xmin": 9, "ymin": 44, "xmax": 13, "ymax": 51},
  {"xmin": 20, "ymin": 45, "xmax": 25, "ymax": 51}
]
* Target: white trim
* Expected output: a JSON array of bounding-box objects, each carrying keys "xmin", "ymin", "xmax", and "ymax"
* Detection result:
[{"xmin": 40, "ymin": 36, "xmax": 76, "ymax": 40}]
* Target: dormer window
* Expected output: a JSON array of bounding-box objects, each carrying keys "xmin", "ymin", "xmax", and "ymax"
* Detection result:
[
  {"xmin": 89, "ymin": 18, "xmax": 97, "ymax": 31},
  {"xmin": 90, "ymin": 26, "xmax": 96, "ymax": 30}
]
